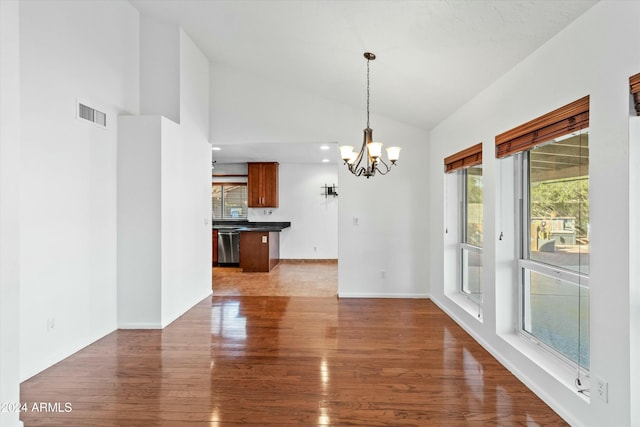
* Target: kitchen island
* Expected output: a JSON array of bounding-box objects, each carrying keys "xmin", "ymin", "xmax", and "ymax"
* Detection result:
[{"xmin": 212, "ymin": 221, "xmax": 290, "ymax": 272}]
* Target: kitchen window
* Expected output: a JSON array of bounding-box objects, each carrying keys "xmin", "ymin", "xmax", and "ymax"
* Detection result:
[{"xmin": 212, "ymin": 184, "xmax": 248, "ymax": 220}]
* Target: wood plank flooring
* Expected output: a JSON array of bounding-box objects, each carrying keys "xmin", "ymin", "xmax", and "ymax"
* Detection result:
[
  {"xmin": 20, "ymin": 263, "xmax": 567, "ymax": 426},
  {"xmin": 212, "ymin": 261, "xmax": 338, "ymax": 297}
]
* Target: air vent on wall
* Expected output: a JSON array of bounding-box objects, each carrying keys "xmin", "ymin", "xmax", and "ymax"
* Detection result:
[{"xmin": 78, "ymin": 101, "xmax": 106, "ymax": 127}]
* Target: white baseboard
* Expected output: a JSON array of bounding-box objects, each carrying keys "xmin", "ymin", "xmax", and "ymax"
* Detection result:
[
  {"xmin": 117, "ymin": 322, "xmax": 163, "ymax": 329},
  {"xmin": 337, "ymin": 292, "xmax": 429, "ymax": 299}
]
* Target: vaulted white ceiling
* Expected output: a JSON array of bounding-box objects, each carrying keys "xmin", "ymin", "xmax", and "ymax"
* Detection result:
[{"xmin": 130, "ymin": 0, "xmax": 597, "ymax": 133}]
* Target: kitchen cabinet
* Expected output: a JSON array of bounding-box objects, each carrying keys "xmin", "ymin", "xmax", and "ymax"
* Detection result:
[
  {"xmin": 240, "ymin": 231, "xmax": 280, "ymax": 272},
  {"xmin": 212, "ymin": 229, "xmax": 218, "ymax": 266},
  {"xmin": 248, "ymin": 162, "xmax": 278, "ymax": 207}
]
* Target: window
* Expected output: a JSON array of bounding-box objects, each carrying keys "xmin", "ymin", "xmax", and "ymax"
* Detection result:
[
  {"xmin": 212, "ymin": 184, "xmax": 248, "ymax": 220},
  {"xmin": 460, "ymin": 165, "xmax": 483, "ymax": 306},
  {"xmin": 445, "ymin": 142, "xmax": 483, "ymax": 313},
  {"xmin": 519, "ymin": 130, "xmax": 590, "ymax": 369},
  {"xmin": 496, "ymin": 96, "xmax": 590, "ymax": 373}
]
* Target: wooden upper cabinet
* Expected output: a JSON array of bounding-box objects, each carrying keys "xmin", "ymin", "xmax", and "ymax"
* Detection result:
[{"xmin": 247, "ymin": 162, "xmax": 279, "ymax": 207}]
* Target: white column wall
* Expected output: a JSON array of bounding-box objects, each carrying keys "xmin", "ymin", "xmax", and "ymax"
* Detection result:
[
  {"xmin": 118, "ymin": 115, "xmax": 212, "ymax": 329},
  {"xmin": 160, "ymin": 118, "xmax": 212, "ymax": 327},
  {"xmin": 166, "ymin": 27, "xmax": 212, "ymax": 326},
  {"xmin": 119, "ymin": 18, "xmax": 212, "ymax": 329},
  {"xmin": 180, "ymin": 29, "xmax": 210, "ymax": 144},
  {"xmin": 428, "ymin": 2, "xmax": 640, "ymax": 426},
  {"xmin": 117, "ymin": 116, "xmax": 162, "ymax": 328},
  {"xmin": 18, "ymin": 0, "xmax": 139, "ymax": 381},
  {"xmin": 0, "ymin": 1, "xmax": 23, "ymax": 426}
]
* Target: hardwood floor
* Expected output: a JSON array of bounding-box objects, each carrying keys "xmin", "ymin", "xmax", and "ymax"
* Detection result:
[
  {"xmin": 20, "ymin": 263, "xmax": 567, "ymax": 426},
  {"xmin": 212, "ymin": 261, "xmax": 338, "ymax": 297}
]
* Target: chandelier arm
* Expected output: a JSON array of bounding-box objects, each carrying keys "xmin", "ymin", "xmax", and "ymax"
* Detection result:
[
  {"xmin": 374, "ymin": 158, "xmax": 392, "ymax": 175},
  {"xmin": 377, "ymin": 157, "xmax": 391, "ymax": 170},
  {"xmin": 352, "ymin": 148, "xmax": 365, "ymax": 172},
  {"xmin": 349, "ymin": 130, "xmax": 370, "ymax": 175}
]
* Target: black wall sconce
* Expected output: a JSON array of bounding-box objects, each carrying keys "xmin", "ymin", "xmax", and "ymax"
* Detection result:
[{"xmin": 321, "ymin": 184, "xmax": 338, "ymax": 198}]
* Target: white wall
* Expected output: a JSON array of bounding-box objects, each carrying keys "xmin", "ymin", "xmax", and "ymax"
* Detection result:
[
  {"xmin": 248, "ymin": 163, "xmax": 339, "ymax": 260},
  {"xmin": 428, "ymin": 2, "xmax": 640, "ymax": 426},
  {"xmin": 210, "ymin": 63, "xmax": 430, "ymax": 297},
  {"xmin": 117, "ymin": 116, "xmax": 162, "ymax": 328},
  {"xmin": 180, "ymin": 29, "xmax": 210, "ymax": 144},
  {"xmin": 211, "ymin": 63, "xmax": 357, "ymax": 144},
  {"xmin": 630, "ymin": 116, "xmax": 640, "ymax": 425},
  {"xmin": 0, "ymin": 2, "xmax": 23, "ymax": 426},
  {"xmin": 160, "ymin": 117, "xmax": 212, "ymax": 327},
  {"xmin": 338, "ymin": 116, "xmax": 430, "ymax": 298},
  {"xmin": 18, "ymin": 0, "xmax": 139, "ymax": 381},
  {"xmin": 140, "ymin": 15, "xmax": 180, "ymax": 123}
]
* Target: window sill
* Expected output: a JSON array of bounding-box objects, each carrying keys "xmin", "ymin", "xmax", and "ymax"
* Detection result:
[
  {"xmin": 498, "ymin": 331, "xmax": 590, "ymax": 403},
  {"xmin": 445, "ymin": 292, "xmax": 483, "ymax": 322}
]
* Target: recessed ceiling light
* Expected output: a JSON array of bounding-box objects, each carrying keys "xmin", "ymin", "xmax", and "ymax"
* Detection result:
[
  {"xmin": 320, "ymin": 145, "xmax": 330, "ymax": 150},
  {"xmin": 322, "ymin": 159, "xmax": 330, "ymax": 163},
  {"xmin": 211, "ymin": 146, "xmax": 222, "ymax": 151}
]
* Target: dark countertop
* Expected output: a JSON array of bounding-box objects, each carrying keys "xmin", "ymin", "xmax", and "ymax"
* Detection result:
[{"xmin": 213, "ymin": 221, "xmax": 291, "ymax": 232}]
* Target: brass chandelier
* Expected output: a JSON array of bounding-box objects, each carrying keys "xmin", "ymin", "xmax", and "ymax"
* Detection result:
[{"xmin": 340, "ymin": 52, "xmax": 401, "ymax": 178}]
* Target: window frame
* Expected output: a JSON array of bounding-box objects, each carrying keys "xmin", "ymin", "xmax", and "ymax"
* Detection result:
[
  {"xmin": 212, "ymin": 182, "xmax": 248, "ymax": 221},
  {"xmin": 515, "ymin": 140, "xmax": 590, "ymax": 373},
  {"xmin": 459, "ymin": 166, "xmax": 483, "ymax": 308}
]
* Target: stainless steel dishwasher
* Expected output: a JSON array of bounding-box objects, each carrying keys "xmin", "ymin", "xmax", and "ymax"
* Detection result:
[{"xmin": 217, "ymin": 229, "xmax": 240, "ymax": 264}]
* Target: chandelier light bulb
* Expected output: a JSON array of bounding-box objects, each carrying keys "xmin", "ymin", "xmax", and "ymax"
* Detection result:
[
  {"xmin": 339, "ymin": 145, "xmax": 354, "ymax": 161},
  {"xmin": 386, "ymin": 146, "xmax": 401, "ymax": 163},
  {"xmin": 367, "ymin": 142, "xmax": 383, "ymax": 159}
]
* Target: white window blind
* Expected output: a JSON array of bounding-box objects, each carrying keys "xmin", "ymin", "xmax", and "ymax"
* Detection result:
[{"xmin": 212, "ymin": 184, "xmax": 248, "ymax": 220}]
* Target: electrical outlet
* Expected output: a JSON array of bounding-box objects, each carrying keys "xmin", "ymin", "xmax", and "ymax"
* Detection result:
[
  {"xmin": 353, "ymin": 217, "xmax": 359, "ymax": 226},
  {"xmin": 596, "ymin": 377, "xmax": 608, "ymax": 403}
]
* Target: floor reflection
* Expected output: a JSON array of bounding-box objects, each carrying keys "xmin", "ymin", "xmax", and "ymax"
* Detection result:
[
  {"xmin": 211, "ymin": 299, "xmax": 247, "ymax": 340},
  {"xmin": 20, "ymin": 295, "xmax": 567, "ymax": 426}
]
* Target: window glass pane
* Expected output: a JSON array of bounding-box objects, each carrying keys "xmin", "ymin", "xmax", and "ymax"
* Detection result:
[
  {"xmin": 522, "ymin": 268, "xmax": 590, "ymax": 369},
  {"xmin": 528, "ymin": 131, "xmax": 589, "ymax": 274},
  {"xmin": 223, "ymin": 185, "xmax": 247, "ymax": 219},
  {"xmin": 459, "ymin": 165, "xmax": 482, "ymax": 312},
  {"xmin": 212, "ymin": 185, "xmax": 223, "ymax": 219},
  {"xmin": 461, "ymin": 247, "xmax": 482, "ymax": 305},
  {"xmin": 212, "ymin": 184, "xmax": 248, "ymax": 220},
  {"xmin": 465, "ymin": 166, "xmax": 483, "ymax": 247}
]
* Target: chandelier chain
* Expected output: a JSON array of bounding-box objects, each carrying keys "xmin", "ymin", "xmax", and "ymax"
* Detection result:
[{"xmin": 366, "ymin": 57, "xmax": 370, "ymax": 129}]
